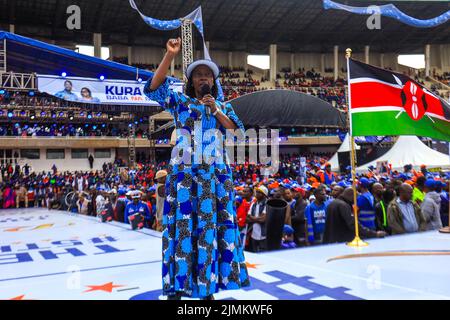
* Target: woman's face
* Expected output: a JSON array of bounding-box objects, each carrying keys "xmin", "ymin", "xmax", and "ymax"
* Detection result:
[
  {"xmin": 192, "ymin": 65, "xmax": 214, "ymax": 95},
  {"xmin": 81, "ymin": 89, "xmax": 91, "ymax": 98}
]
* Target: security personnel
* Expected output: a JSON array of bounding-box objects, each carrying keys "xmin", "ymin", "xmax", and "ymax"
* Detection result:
[{"xmin": 124, "ymin": 191, "xmax": 151, "ymax": 227}]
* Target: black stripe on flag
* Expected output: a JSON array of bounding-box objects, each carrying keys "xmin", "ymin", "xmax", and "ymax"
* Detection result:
[
  {"xmin": 439, "ymin": 97, "xmax": 450, "ymax": 121},
  {"xmin": 349, "ymin": 58, "xmax": 410, "ymax": 85}
]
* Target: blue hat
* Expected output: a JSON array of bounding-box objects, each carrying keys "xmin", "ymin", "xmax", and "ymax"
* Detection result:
[
  {"xmin": 345, "ymin": 166, "xmax": 352, "ymax": 171},
  {"xmin": 337, "ymin": 181, "xmax": 351, "ymax": 188},
  {"xmin": 425, "ymin": 179, "xmax": 436, "ymax": 189},
  {"xmin": 399, "ymin": 173, "xmax": 409, "ymax": 180},
  {"xmin": 118, "ymin": 188, "xmax": 127, "ymax": 195},
  {"xmin": 283, "ymin": 224, "xmax": 294, "ymax": 235},
  {"xmin": 359, "ymin": 177, "xmax": 371, "ymax": 188}
]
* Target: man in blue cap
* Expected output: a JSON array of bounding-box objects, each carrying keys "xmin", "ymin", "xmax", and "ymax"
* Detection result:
[
  {"xmin": 357, "ymin": 177, "xmax": 376, "ymax": 230},
  {"xmin": 421, "ymin": 179, "xmax": 443, "ymax": 230},
  {"xmin": 124, "ymin": 191, "xmax": 151, "ymax": 228},
  {"xmin": 114, "ymin": 187, "xmax": 129, "ymax": 222},
  {"xmin": 305, "ymin": 184, "xmax": 328, "ymax": 245}
]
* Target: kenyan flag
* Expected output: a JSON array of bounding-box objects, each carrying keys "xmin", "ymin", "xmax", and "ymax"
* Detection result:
[{"xmin": 348, "ymin": 58, "xmax": 450, "ymax": 142}]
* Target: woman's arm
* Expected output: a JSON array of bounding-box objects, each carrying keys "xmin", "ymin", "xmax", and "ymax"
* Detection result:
[
  {"xmin": 149, "ymin": 38, "xmax": 181, "ymax": 91},
  {"xmin": 214, "ymin": 109, "xmax": 238, "ymax": 130},
  {"xmin": 202, "ymin": 96, "xmax": 238, "ymax": 130}
]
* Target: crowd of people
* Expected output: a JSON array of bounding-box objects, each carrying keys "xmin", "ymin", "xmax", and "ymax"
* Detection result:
[
  {"xmin": 1, "ymin": 154, "xmax": 448, "ymax": 252},
  {"xmin": 434, "ymin": 70, "xmax": 450, "ymax": 86},
  {"xmin": 0, "ymin": 122, "xmax": 150, "ymax": 138},
  {"xmin": 219, "ymin": 66, "xmax": 349, "ymax": 110},
  {"xmin": 235, "ymin": 162, "xmax": 449, "ymax": 251}
]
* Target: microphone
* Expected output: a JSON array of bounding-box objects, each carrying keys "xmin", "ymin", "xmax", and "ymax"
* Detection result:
[{"xmin": 200, "ymin": 84, "xmax": 211, "ymax": 120}]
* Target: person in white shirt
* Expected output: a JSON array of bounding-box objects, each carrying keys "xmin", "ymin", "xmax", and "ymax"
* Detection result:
[
  {"xmin": 247, "ymin": 186, "xmax": 268, "ymax": 252},
  {"xmin": 95, "ymin": 188, "xmax": 106, "ymax": 216}
]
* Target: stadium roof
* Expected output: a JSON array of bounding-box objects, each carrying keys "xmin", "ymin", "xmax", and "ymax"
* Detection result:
[{"xmin": 0, "ymin": 0, "xmax": 449, "ymax": 53}]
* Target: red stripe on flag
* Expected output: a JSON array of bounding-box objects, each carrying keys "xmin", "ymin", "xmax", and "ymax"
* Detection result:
[
  {"xmin": 424, "ymin": 93, "xmax": 446, "ymax": 118},
  {"xmin": 350, "ymin": 82, "xmax": 402, "ymax": 109}
]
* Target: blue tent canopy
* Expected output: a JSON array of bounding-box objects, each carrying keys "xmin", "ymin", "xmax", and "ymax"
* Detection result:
[{"xmin": 0, "ymin": 31, "xmax": 159, "ymax": 81}]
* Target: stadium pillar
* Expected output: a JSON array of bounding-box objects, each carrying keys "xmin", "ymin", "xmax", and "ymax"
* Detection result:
[
  {"xmin": 9, "ymin": 24, "xmax": 15, "ymax": 34},
  {"xmin": 364, "ymin": 45, "xmax": 370, "ymax": 64},
  {"xmin": 380, "ymin": 53, "xmax": 384, "ymax": 69},
  {"xmin": 290, "ymin": 53, "xmax": 295, "ymax": 72},
  {"xmin": 270, "ymin": 44, "xmax": 277, "ymax": 82},
  {"xmin": 321, "ymin": 54, "xmax": 325, "ymax": 74},
  {"xmin": 127, "ymin": 46, "xmax": 133, "ymax": 65},
  {"xmin": 93, "ymin": 33, "xmax": 102, "ymax": 58},
  {"xmin": 228, "ymin": 51, "xmax": 233, "ymax": 69},
  {"xmin": 333, "ymin": 45, "xmax": 338, "ymax": 81},
  {"xmin": 425, "ymin": 44, "xmax": 431, "ymax": 77}
]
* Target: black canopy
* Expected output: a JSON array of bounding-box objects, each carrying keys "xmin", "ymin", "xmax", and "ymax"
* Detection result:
[{"xmin": 230, "ymin": 90, "xmax": 347, "ymax": 128}]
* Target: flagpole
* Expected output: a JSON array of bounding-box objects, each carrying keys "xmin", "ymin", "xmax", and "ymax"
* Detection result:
[{"xmin": 345, "ymin": 48, "xmax": 369, "ymax": 247}]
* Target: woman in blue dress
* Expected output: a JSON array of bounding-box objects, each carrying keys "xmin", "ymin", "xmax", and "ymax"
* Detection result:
[{"xmin": 144, "ymin": 38, "xmax": 250, "ymax": 300}]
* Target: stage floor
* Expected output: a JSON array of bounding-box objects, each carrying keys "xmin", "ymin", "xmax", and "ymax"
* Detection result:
[{"xmin": 1, "ymin": 208, "xmax": 449, "ymax": 300}]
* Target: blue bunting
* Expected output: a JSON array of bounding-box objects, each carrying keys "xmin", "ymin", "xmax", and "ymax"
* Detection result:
[
  {"xmin": 129, "ymin": 0, "xmax": 224, "ymax": 101},
  {"xmin": 323, "ymin": 0, "xmax": 450, "ymax": 28}
]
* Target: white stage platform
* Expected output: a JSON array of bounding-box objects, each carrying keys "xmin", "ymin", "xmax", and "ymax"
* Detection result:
[{"xmin": 1, "ymin": 208, "xmax": 450, "ymax": 300}]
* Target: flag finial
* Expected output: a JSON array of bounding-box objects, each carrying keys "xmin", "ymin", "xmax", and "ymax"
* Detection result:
[{"xmin": 345, "ymin": 48, "xmax": 352, "ymax": 58}]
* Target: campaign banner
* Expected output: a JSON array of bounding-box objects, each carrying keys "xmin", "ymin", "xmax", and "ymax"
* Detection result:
[{"xmin": 37, "ymin": 74, "xmax": 183, "ymax": 106}]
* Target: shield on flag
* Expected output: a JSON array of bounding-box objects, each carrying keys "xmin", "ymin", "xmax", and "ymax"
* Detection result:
[{"xmin": 400, "ymin": 80, "xmax": 428, "ymax": 121}]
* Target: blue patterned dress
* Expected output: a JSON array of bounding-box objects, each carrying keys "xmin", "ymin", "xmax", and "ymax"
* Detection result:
[{"xmin": 144, "ymin": 77, "xmax": 250, "ymax": 298}]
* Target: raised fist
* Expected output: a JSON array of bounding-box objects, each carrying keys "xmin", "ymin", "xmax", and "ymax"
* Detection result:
[{"xmin": 166, "ymin": 38, "xmax": 181, "ymax": 55}]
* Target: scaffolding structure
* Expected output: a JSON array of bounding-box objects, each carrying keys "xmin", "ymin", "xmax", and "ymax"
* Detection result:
[{"xmin": 127, "ymin": 124, "xmax": 136, "ymax": 168}]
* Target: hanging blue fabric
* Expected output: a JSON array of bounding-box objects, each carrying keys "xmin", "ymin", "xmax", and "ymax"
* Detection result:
[
  {"xmin": 323, "ymin": 0, "xmax": 450, "ymax": 28},
  {"xmin": 129, "ymin": 0, "xmax": 224, "ymax": 101}
]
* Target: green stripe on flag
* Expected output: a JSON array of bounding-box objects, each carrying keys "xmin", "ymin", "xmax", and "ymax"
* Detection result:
[{"xmin": 351, "ymin": 111, "xmax": 450, "ymax": 141}]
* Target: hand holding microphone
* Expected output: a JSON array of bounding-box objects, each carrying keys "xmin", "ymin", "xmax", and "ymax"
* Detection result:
[{"xmin": 200, "ymin": 84, "xmax": 217, "ymax": 120}]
